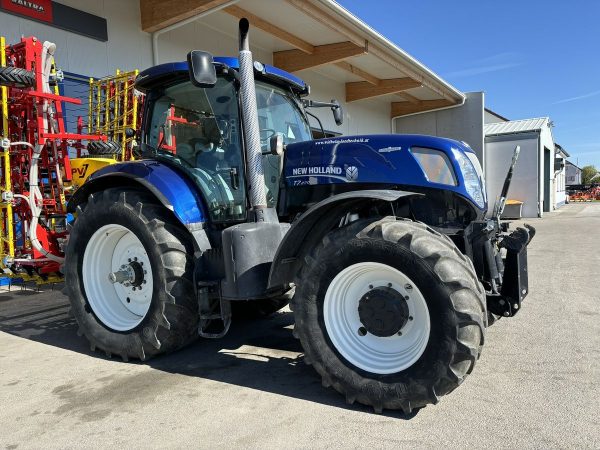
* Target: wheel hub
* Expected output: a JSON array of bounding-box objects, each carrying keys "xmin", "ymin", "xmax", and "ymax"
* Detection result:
[
  {"xmin": 108, "ymin": 260, "xmax": 145, "ymax": 287},
  {"xmin": 358, "ymin": 286, "xmax": 409, "ymax": 337},
  {"xmin": 323, "ymin": 262, "xmax": 431, "ymax": 374}
]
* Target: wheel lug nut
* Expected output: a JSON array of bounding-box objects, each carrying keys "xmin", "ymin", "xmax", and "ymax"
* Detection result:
[
  {"xmin": 404, "ymin": 283, "xmax": 412, "ymax": 290},
  {"xmin": 126, "ymin": 297, "xmax": 130, "ymax": 303},
  {"xmin": 144, "ymin": 270, "xmax": 147, "ymax": 274},
  {"xmin": 409, "ymin": 316, "xmax": 413, "ymax": 321},
  {"xmin": 397, "ymin": 331, "xmax": 402, "ymax": 336},
  {"xmin": 358, "ymin": 327, "xmax": 367, "ymax": 336},
  {"xmin": 128, "ymin": 258, "xmax": 131, "ymax": 262},
  {"xmin": 134, "ymin": 257, "xmax": 138, "ymax": 261},
  {"xmin": 368, "ymin": 284, "xmax": 373, "ymax": 289},
  {"xmin": 404, "ymin": 295, "xmax": 409, "ymax": 300}
]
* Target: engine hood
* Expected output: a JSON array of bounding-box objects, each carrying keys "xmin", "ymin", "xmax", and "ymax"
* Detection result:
[{"xmin": 283, "ymin": 134, "xmax": 486, "ymax": 210}]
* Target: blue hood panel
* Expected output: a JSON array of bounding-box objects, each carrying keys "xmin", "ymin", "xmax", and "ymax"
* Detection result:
[{"xmin": 284, "ymin": 134, "xmax": 485, "ymax": 210}]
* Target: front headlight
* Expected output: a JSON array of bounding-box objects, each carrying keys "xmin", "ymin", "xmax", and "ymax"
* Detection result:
[{"xmin": 452, "ymin": 149, "xmax": 485, "ymax": 209}]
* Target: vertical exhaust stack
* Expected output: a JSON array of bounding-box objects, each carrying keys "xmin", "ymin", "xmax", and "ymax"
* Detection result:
[{"xmin": 238, "ymin": 18, "xmax": 269, "ymax": 222}]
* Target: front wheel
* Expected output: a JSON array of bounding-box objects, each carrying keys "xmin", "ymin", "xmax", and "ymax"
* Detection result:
[
  {"xmin": 292, "ymin": 217, "xmax": 486, "ymax": 413},
  {"xmin": 65, "ymin": 188, "xmax": 198, "ymax": 361}
]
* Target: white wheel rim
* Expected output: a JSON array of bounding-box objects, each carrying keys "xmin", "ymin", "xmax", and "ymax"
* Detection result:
[
  {"xmin": 324, "ymin": 262, "xmax": 430, "ymax": 374},
  {"xmin": 82, "ymin": 224, "xmax": 154, "ymax": 331}
]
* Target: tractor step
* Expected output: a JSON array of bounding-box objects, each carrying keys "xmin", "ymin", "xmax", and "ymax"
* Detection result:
[{"xmin": 197, "ymin": 286, "xmax": 231, "ymax": 338}]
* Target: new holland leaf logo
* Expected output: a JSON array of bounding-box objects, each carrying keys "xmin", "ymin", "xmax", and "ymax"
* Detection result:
[{"xmin": 346, "ymin": 166, "xmax": 358, "ymax": 181}]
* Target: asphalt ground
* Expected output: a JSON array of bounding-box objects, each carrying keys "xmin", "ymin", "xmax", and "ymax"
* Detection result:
[{"xmin": 1, "ymin": 203, "xmax": 599, "ymax": 449}]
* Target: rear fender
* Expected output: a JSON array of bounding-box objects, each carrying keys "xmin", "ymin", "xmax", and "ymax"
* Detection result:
[
  {"xmin": 68, "ymin": 161, "xmax": 209, "ymax": 241},
  {"xmin": 268, "ymin": 189, "xmax": 420, "ymax": 288}
]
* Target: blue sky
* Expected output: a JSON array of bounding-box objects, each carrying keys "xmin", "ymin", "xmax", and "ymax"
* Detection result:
[{"xmin": 338, "ymin": 0, "xmax": 600, "ymax": 168}]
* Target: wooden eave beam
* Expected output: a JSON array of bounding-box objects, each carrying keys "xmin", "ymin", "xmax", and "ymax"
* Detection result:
[
  {"xmin": 273, "ymin": 41, "xmax": 367, "ymax": 73},
  {"xmin": 141, "ymin": 0, "xmax": 234, "ymax": 32},
  {"xmin": 391, "ymin": 99, "xmax": 454, "ymax": 118},
  {"xmin": 223, "ymin": 5, "xmax": 315, "ymax": 54},
  {"xmin": 335, "ymin": 61, "xmax": 378, "ymax": 85},
  {"xmin": 346, "ymin": 78, "xmax": 421, "ymax": 102}
]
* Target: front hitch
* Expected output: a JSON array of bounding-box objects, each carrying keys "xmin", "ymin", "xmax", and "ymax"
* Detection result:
[{"xmin": 465, "ymin": 221, "xmax": 536, "ymax": 318}]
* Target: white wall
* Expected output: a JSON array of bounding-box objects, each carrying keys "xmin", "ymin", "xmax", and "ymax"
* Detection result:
[
  {"xmin": 0, "ymin": 0, "xmax": 152, "ymax": 77},
  {"xmin": 554, "ymin": 162, "xmax": 566, "ymax": 207},
  {"xmin": 300, "ymin": 71, "xmax": 391, "ymax": 136},
  {"xmin": 484, "ymin": 110, "xmax": 506, "ymax": 124},
  {"xmin": 485, "ymin": 134, "xmax": 540, "ymax": 218},
  {"xmin": 539, "ymin": 124, "xmax": 555, "ymax": 214},
  {"xmin": 393, "ymin": 92, "xmax": 485, "ymax": 164}
]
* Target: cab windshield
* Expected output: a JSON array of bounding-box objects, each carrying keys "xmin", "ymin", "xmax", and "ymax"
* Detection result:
[
  {"xmin": 255, "ymin": 81, "xmax": 312, "ymax": 145},
  {"xmin": 255, "ymin": 81, "xmax": 311, "ymax": 206}
]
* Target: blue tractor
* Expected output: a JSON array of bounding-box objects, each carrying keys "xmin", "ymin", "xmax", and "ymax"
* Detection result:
[{"xmin": 65, "ymin": 20, "xmax": 533, "ymax": 413}]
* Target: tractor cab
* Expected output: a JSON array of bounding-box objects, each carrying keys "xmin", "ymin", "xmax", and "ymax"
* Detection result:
[{"xmin": 135, "ymin": 57, "xmax": 314, "ymax": 222}]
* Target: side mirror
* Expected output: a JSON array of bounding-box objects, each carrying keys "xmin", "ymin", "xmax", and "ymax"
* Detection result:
[
  {"xmin": 331, "ymin": 100, "xmax": 343, "ymax": 126},
  {"xmin": 269, "ymin": 133, "xmax": 284, "ymax": 156},
  {"xmin": 187, "ymin": 50, "xmax": 217, "ymax": 88}
]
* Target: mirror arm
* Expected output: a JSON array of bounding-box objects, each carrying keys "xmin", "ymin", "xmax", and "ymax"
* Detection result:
[
  {"xmin": 303, "ymin": 99, "xmax": 336, "ymax": 109},
  {"xmin": 305, "ymin": 110, "xmax": 325, "ymax": 138}
]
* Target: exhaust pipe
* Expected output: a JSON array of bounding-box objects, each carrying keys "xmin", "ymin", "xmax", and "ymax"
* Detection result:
[{"xmin": 238, "ymin": 18, "xmax": 268, "ymax": 221}]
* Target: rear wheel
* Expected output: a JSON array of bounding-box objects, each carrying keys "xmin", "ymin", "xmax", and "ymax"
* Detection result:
[
  {"xmin": 65, "ymin": 188, "xmax": 198, "ymax": 360},
  {"xmin": 292, "ymin": 217, "xmax": 486, "ymax": 413}
]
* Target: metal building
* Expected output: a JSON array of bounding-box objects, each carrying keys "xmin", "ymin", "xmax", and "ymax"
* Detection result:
[
  {"xmin": 565, "ymin": 161, "xmax": 582, "ymax": 186},
  {"xmin": 484, "ymin": 118, "xmax": 555, "ymax": 218}
]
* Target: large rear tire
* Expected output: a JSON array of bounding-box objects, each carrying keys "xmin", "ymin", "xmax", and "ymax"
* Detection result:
[
  {"xmin": 65, "ymin": 188, "xmax": 198, "ymax": 361},
  {"xmin": 292, "ymin": 217, "xmax": 486, "ymax": 413}
]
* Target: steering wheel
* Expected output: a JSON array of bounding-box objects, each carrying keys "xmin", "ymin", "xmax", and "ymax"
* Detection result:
[{"xmin": 259, "ymin": 128, "xmax": 277, "ymax": 143}]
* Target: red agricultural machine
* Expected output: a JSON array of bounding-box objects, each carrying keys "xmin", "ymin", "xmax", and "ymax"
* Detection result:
[
  {"xmin": 569, "ymin": 185, "xmax": 600, "ymax": 202},
  {"xmin": 0, "ymin": 36, "xmax": 118, "ymax": 284}
]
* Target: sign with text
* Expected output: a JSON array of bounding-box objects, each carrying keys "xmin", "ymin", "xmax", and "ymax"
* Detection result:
[
  {"xmin": 0, "ymin": 0, "xmax": 53, "ymax": 23},
  {"xmin": 0, "ymin": 1, "xmax": 107, "ymax": 41}
]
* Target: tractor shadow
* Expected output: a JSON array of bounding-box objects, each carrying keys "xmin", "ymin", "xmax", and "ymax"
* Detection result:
[{"xmin": 0, "ymin": 285, "xmax": 416, "ymax": 419}]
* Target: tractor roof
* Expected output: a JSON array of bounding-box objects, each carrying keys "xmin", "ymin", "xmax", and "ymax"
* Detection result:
[{"xmin": 135, "ymin": 57, "xmax": 307, "ymax": 94}]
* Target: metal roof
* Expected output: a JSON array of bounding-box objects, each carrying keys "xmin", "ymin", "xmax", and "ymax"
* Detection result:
[
  {"xmin": 484, "ymin": 117, "xmax": 549, "ymax": 136},
  {"xmin": 555, "ymin": 143, "xmax": 570, "ymax": 158}
]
